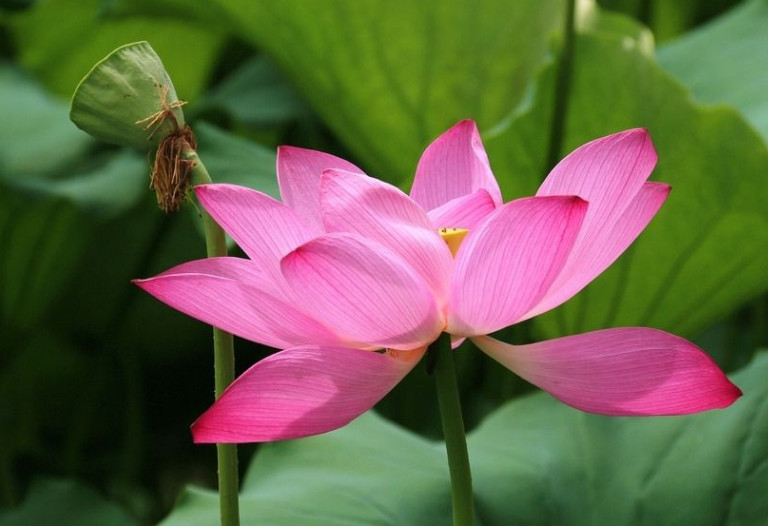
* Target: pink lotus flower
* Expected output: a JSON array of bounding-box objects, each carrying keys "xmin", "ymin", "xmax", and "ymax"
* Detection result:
[{"xmin": 135, "ymin": 121, "xmax": 741, "ymax": 443}]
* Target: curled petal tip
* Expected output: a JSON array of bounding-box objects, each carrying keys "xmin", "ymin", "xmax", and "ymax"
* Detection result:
[
  {"xmin": 724, "ymin": 381, "xmax": 743, "ymax": 404},
  {"xmin": 646, "ymin": 181, "xmax": 672, "ymax": 195},
  {"xmin": 567, "ymin": 195, "xmax": 589, "ymax": 206},
  {"xmin": 699, "ymin": 377, "xmax": 742, "ymax": 412},
  {"xmin": 455, "ymin": 119, "xmax": 478, "ymax": 129},
  {"xmin": 131, "ymin": 276, "xmax": 156, "ymax": 289},
  {"xmin": 276, "ymin": 144, "xmax": 306, "ymax": 158},
  {"xmin": 626, "ymin": 127, "xmax": 649, "ymax": 136}
]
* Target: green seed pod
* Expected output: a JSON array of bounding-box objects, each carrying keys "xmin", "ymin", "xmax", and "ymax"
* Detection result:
[{"xmin": 70, "ymin": 41, "xmax": 187, "ymax": 151}]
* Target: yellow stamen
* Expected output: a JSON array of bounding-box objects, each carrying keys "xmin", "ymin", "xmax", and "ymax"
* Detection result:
[{"xmin": 438, "ymin": 227, "xmax": 469, "ymax": 257}]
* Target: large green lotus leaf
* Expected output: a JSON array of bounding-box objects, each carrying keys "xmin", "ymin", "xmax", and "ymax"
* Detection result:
[
  {"xmin": 657, "ymin": 0, "xmax": 768, "ymax": 141},
  {"xmin": 0, "ymin": 187, "xmax": 89, "ymax": 335},
  {"xmin": 206, "ymin": 0, "xmax": 562, "ymax": 182},
  {"xmin": 6, "ymin": 0, "xmax": 223, "ymax": 100},
  {"xmin": 469, "ymin": 352, "xmax": 768, "ymax": 526},
  {"xmin": 0, "ymin": 65, "xmax": 92, "ymax": 179},
  {"xmin": 0, "ymin": 478, "xmax": 137, "ymax": 526},
  {"xmin": 159, "ymin": 353, "xmax": 765, "ymax": 525},
  {"xmin": 598, "ymin": 0, "xmax": 733, "ymax": 44},
  {"xmin": 103, "ymin": 0, "xmax": 234, "ymax": 30},
  {"xmin": 200, "ymin": 55, "xmax": 309, "ymax": 128},
  {"xmin": 159, "ymin": 412, "xmax": 453, "ymax": 525},
  {"xmin": 0, "ymin": 64, "xmax": 147, "ymax": 217},
  {"xmin": 483, "ymin": 33, "xmax": 768, "ymax": 339},
  {"xmin": 576, "ymin": 0, "xmax": 653, "ymax": 49},
  {"xmin": 13, "ymin": 149, "xmax": 147, "ymax": 219}
]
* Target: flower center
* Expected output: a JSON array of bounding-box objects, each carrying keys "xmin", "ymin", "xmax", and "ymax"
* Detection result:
[{"xmin": 438, "ymin": 227, "xmax": 469, "ymax": 257}]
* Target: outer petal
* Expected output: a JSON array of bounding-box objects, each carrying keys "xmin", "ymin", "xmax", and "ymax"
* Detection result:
[
  {"xmin": 134, "ymin": 257, "xmax": 344, "ymax": 349},
  {"xmin": 192, "ymin": 346, "xmax": 425, "ymax": 442},
  {"xmin": 427, "ymin": 189, "xmax": 497, "ymax": 230},
  {"xmin": 281, "ymin": 233, "xmax": 443, "ymax": 350},
  {"xmin": 538, "ymin": 128, "xmax": 656, "ymax": 210},
  {"xmin": 526, "ymin": 182, "xmax": 670, "ymax": 318},
  {"xmin": 473, "ymin": 329, "xmax": 742, "ymax": 415},
  {"xmin": 195, "ymin": 184, "xmax": 315, "ymax": 281},
  {"xmin": 320, "ymin": 169, "xmax": 452, "ymax": 302},
  {"xmin": 531, "ymin": 129, "xmax": 659, "ymax": 315},
  {"xmin": 277, "ymin": 146, "xmax": 366, "ymax": 230},
  {"xmin": 410, "ymin": 120, "xmax": 503, "ymax": 211},
  {"xmin": 448, "ymin": 196, "xmax": 587, "ymax": 336}
]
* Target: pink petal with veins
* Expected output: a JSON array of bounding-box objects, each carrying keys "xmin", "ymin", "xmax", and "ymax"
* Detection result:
[
  {"xmin": 473, "ymin": 328, "xmax": 741, "ymax": 415},
  {"xmin": 277, "ymin": 146, "xmax": 365, "ymax": 230},
  {"xmin": 427, "ymin": 189, "xmax": 497, "ymax": 230},
  {"xmin": 410, "ymin": 120, "xmax": 502, "ymax": 211},
  {"xmin": 281, "ymin": 233, "xmax": 443, "ymax": 350},
  {"xmin": 449, "ymin": 196, "xmax": 587, "ymax": 336},
  {"xmin": 133, "ymin": 257, "xmax": 343, "ymax": 349},
  {"xmin": 192, "ymin": 346, "xmax": 425, "ymax": 442},
  {"xmin": 195, "ymin": 184, "xmax": 314, "ymax": 282},
  {"xmin": 526, "ymin": 181, "xmax": 670, "ymax": 318},
  {"xmin": 532, "ymin": 129, "xmax": 660, "ymax": 314},
  {"xmin": 320, "ymin": 169, "xmax": 452, "ymax": 301}
]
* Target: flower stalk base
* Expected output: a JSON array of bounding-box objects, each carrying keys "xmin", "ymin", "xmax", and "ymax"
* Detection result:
[{"xmin": 429, "ymin": 333, "xmax": 474, "ymax": 526}]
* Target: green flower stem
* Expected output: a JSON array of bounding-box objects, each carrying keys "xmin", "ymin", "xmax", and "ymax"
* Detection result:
[
  {"xmin": 545, "ymin": 0, "xmax": 577, "ymax": 174},
  {"xmin": 429, "ymin": 332, "xmax": 474, "ymax": 526},
  {"xmin": 184, "ymin": 149, "xmax": 240, "ymax": 526}
]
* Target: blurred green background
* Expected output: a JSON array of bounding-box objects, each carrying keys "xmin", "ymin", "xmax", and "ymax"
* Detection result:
[{"xmin": 1, "ymin": 0, "xmax": 768, "ymax": 524}]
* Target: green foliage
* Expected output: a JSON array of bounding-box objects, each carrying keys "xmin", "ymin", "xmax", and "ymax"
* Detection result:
[
  {"xmin": 206, "ymin": 0, "xmax": 563, "ymax": 181},
  {"xmin": 599, "ymin": 0, "xmax": 743, "ymax": 42},
  {"xmin": 0, "ymin": 66, "xmax": 91, "ymax": 179},
  {"xmin": 160, "ymin": 413, "xmax": 452, "ymax": 526},
  {"xmin": 471, "ymin": 351, "xmax": 768, "ymax": 526},
  {"xmin": 0, "ymin": 335, "xmax": 90, "ymax": 469},
  {"xmin": 486, "ymin": 32, "xmax": 768, "ymax": 339},
  {"xmin": 0, "ymin": 63, "xmax": 146, "ymax": 215},
  {"xmin": 4, "ymin": 0, "xmax": 223, "ymax": 100},
  {"xmin": 0, "ymin": 190, "xmax": 89, "ymax": 335},
  {"xmin": 200, "ymin": 56, "xmax": 309, "ymax": 128},
  {"xmin": 0, "ymin": 478, "xmax": 138, "ymax": 526},
  {"xmin": 658, "ymin": 0, "xmax": 768, "ymax": 142},
  {"xmin": 15, "ymin": 150, "xmax": 148, "ymax": 219},
  {"xmin": 160, "ymin": 352, "xmax": 768, "ymax": 525},
  {"xmin": 195, "ymin": 123, "xmax": 278, "ymax": 197}
]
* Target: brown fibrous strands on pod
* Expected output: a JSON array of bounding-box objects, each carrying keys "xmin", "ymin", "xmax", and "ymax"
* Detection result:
[{"xmin": 136, "ymin": 83, "xmax": 196, "ymax": 213}]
